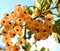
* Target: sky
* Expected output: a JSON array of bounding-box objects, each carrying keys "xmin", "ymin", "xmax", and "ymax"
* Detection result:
[{"xmin": 0, "ymin": 0, "xmax": 60, "ymax": 51}]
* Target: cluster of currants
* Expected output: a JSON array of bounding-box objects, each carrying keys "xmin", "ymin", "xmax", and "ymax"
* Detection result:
[{"xmin": 0, "ymin": 5, "xmax": 54, "ymax": 51}]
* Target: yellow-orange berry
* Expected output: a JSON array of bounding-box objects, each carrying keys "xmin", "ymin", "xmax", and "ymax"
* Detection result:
[
  {"xmin": 8, "ymin": 29, "xmax": 16, "ymax": 38},
  {"xmin": 2, "ymin": 35, "xmax": 11, "ymax": 43},
  {"xmin": 15, "ymin": 18, "xmax": 24, "ymax": 26},
  {"xmin": 45, "ymin": 14, "xmax": 54, "ymax": 21},
  {"xmin": 5, "ymin": 41, "xmax": 13, "ymax": 51},
  {"xmin": 12, "ymin": 45, "xmax": 20, "ymax": 51},
  {"xmin": 14, "ymin": 26, "xmax": 22, "ymax": 35},
  {"xmin": 18, "ymin": 37, "xmax": 25, "ymax": 45},
  {"xmin": 4, "ymin": 21, "xmax": 14, "ymax": 30},
  {"xmin": 2, "ymin": 29, "xmax": 8, "ymax": 36}
]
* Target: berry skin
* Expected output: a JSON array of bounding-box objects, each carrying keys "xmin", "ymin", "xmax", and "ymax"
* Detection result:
[
  {"xmin": 9, "ymin": 12, "xmax": 16, "ymax": 20},
  {"xmin": 2, "ymin": 35, "xmax": 11, "ymax": 43},
  {"xmin": 14, "ymin": 26, "xmax": 22, "ymax": 35},
  {"xmin": 4, "ymin": 21, "xmax": 14, "ymax": 30},
  {"xmin": 14, "ymin": 5, "xmax": 24, "ymax": 17},
  {"xmin": 5, "ymin": 41, "xmax": 13, "ymax": 51},
  {"xmin": 14, "ymin": 5, "xmax": 23, "ymax": 12},
  {"xmin": 44, "ymin": 22, "xmax": 51, "ymax": 29},
  {"xmin": 45, "ymin": 14, "xmax": 54, "ymax": 22},
  {"xmin": 26, "ymin": 21, "xmax": 34, "ymax": 30},
  {"xmin": 15, "ymin": 18, "xmax": 24, "ymax": 26},
  {"xmin": 18, "ymin": 37, "xmax": 25, "ymax": 45},
  {"xmin": 39, "ymin": 26, "xmax": 47, "ymax": 32},
  {"xmin": 2, "ymin": 29, "xmax": 8, "ymax": 36},
  {"xmin": 34, "ymin": 32, "xmax": 42, "ymax": 41},
  {"xmin": 3, "ymin": 13, "xmax": 10, "ymax": 21},
  {"xmin": 41, "ymin": 32, "xmax": 49, "ymax": 40},
  {"xmin": 8, "ymin": 29, "xmax": 16, "ymax": 38},
  {"xmin": 12, "ymin": 45, "xmax": 20, "ymax": 51},
  {"xmin": 0, "ymin": 19, "xmax": 7, "ymax": 26},
  {"xmin": 33, "ymin": 20, "xmax": 43, "ymax": 29}
]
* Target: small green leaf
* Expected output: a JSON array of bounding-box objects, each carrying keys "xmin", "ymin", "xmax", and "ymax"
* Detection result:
[
  {"xmin": 47, "ymin": 0, "xmax": 52, "ymax": 4},
  {"xmin": 56, "ymin": 0, "xmax": 60, "ymax": 5},
  {"xmin": 58, "ymin": 37, "xmax": 60, "ymax": 43},
  {"xmin": 28, "ymin": 10, "xmax": 32, "ymax": 15},
  {"xmin": 34, "ymin": 49, "xmax": 38, "ymax": 51},
  {"xmin": 40, "ymin": 47, "xmax": 49, "ymax": 51},
  {"xmin": 42, "ymin": 3, "xmax": 50, "ymax": 11},
  {"xmin": 34, "ymin": 0, "xmax": 42, "ymax": 10},
  {"xmin": 52, "ymin": 0, "xmax": 58, "ymax": 6},
  {"xmin": 40, "ymin": 47, "xmax": 45, "ymax": 51},
  {"xmin": 25, "ymin": 42, "xmax": 31, "ymax": 51},
  {"xmin": 28, "ymin": 30, "xmax": 33, "ymax": 38},
  {"xmin": 57, "ymin": 6, "xmax": 60, "ymax": 17},
  {"xmin": 52, "ymin": 19, "xmax": 60, "ymax": 35},
  {"xmin": 53, "ymin": 33, "xmax": 60, "ymax": 43}
]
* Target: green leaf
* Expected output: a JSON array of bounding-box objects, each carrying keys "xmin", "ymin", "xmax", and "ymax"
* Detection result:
[
  {"xmin": 57, "ymin": 6, "xmax": 60, "ymax": 17},
  {"xmin": 25, "ymin": 42, "xmax": 31, "ymax": 51},
  {"xmin": 40, "ymin": 47, "xmax": 49, "ymax": 51},
  {"xmin": 34, "ymin": 0, "xmax": 52, "ymax": 11},
  {"xmin": 53, "ymin": 33, "xmax": 60, "ymax": 43},
  {"xmin": 42, "ymin": 3, "xmax": 50, "ymax": 11},
  {"xmin": 47, "ymin": 0, "xmax": 52, "ymax": 4},
  {"xmin": 58, "ymin": 36, "xmax": 60, "ymax": 43},
  {"xmin": 52, "ymin": 19, "xmax": 60, "ymax": 35},
  {"xmin": 57, "ymin": 0, "xmax": 60, "ymax": 5},
  {"xmin": 34, "ymin": 0, "xmax": 42, "ymax": 10},
  {"xmin": 28, "ymin": 30, "xmax": 33, "ymax": 38},
  {"xmin": 40, "ymin": 47, "xmax": 45, "ymax": 51},
  {"xmin": 52, "ymin": 0, "xmax": 58, "ymax": 6},
  {"xmin": 34, "ymin": 49, "xmax": 38, "ymax": 51}
]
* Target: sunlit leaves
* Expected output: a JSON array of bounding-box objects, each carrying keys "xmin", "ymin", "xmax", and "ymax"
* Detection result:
[
  {"xmin": 34, "ymin": 0, "xmax": 42, "ymax": 10},
  {"xmin": 57, "ymin": 6, "xmax": 60, "ymax": 17},
  {"xmin": 52, "ymin": 0, "xmax": 58, "ymax": 6},
  {"xmin": 52, "ymin": 19, "xmax": 60, "ymax": 43},
  {"xmin": 52, "ymin": 19, "xmax": 60, "ymax": 35},
  {"xmin": 34, "ymin": 0, "xmax": 51, "ymax": 11},
  {"xmin": 53, "ymin": 33, "xmax": 60, "ymax": 43}
]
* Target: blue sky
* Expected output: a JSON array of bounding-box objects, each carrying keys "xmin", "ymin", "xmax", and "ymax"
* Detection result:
[
  {"xmin": 0, "ymin": 0, "xmax": 35, "ymax": 19},
  {"xmin": 0, "ymin": 0, "xmax": 60, "ymax": 51}
]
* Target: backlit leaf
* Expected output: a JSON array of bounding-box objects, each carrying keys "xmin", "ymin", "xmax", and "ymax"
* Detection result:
[{"xmin": 52, "ymin": 0, "xmax": 58, "ymax": 6}]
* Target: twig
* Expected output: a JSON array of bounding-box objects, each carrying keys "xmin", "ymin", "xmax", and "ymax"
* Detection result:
[
  {"xmin": 42, "ymin": 4, "xmax": 60, "ymax": 13},
  {"xmin": 24, "ymin": 26, "xmax": 26, "ymax": 39},
  {"xmin": 33, "ymin": 4, "xmax": 60, "ymax": 19}
]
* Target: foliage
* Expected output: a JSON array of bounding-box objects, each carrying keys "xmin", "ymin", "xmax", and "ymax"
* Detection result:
[
  {"xmin": 40, "ymin": 47, "xmax": 49, "ymax": 51},
  {"xmin": 53, "ymin": 33, "xmax": 60, "ymax": 43},
  {"xmin": 25, "ymin": 42, "xmax": 31, "ymax": 51},
  {"xmin": 52, "ymin": 19, "xmax": 60, "ymax": 35},
  {"xmin": 27, "ymin": 30, "xmax": 33, "ymax": 38}
]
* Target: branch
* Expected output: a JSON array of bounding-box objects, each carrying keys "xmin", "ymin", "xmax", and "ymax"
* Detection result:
[
  {"xmin": 24, "ymin": 26, "xmax": 26, "ymax": 39},
  {"xmin": 42, "ymin": 4, "xmax": 60, "ymax": 13},
  {"xmin": 33, "ymin": 4, "xmax": 60, "ymax": 19}
]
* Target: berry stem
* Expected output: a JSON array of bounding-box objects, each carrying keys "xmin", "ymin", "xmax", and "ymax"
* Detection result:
[{"xmin": 24, "ymin": 26, "xmax": 26, "ymax": 39}]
